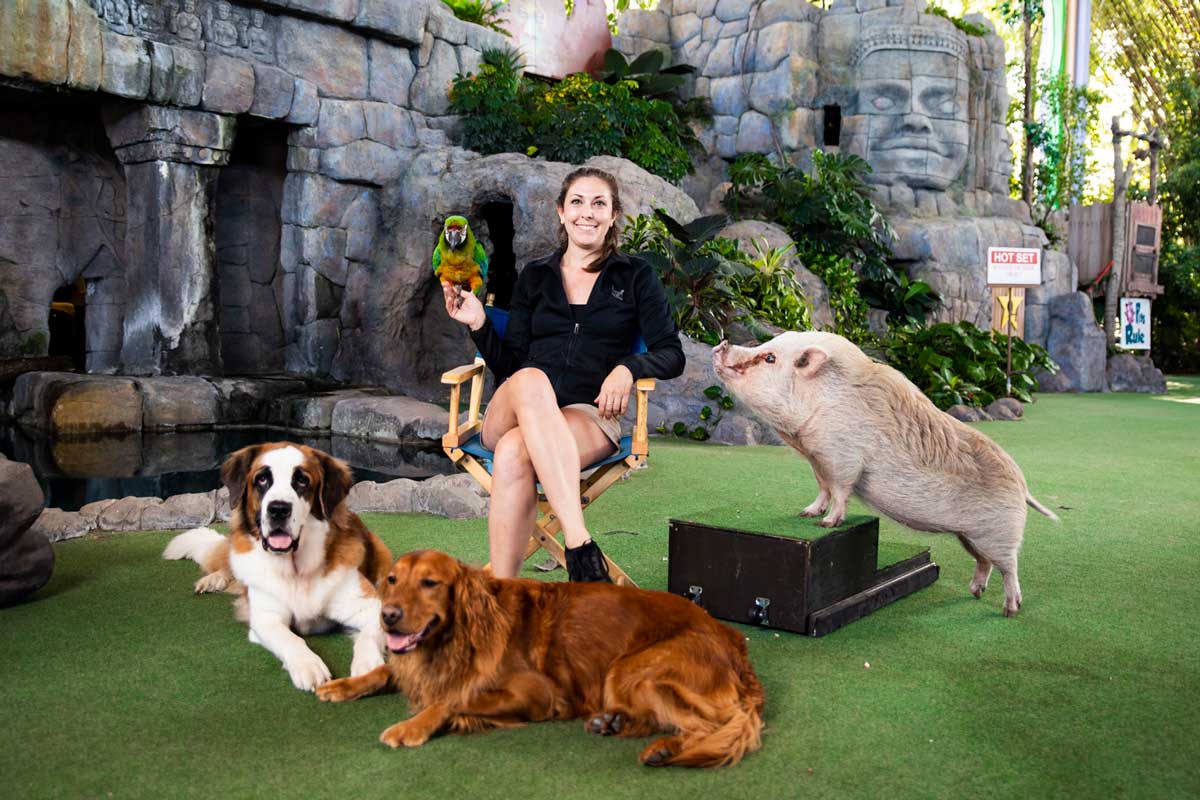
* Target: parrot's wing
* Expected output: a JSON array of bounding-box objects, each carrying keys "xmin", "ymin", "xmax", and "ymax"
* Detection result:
[
  {"xmin": 432, "ymin": 244, "xmax": 442, "ymax": 274},
  {"xmin": 474, "ymin": 241, "xmax": 489, "ymax": 279}
]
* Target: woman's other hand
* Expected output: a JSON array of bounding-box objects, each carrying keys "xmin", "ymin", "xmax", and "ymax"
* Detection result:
[
  {"xmin": 442, "ymin": 281, "xmax": 486, "ymax": 331},
  {"xmin": 594, "ymin": 365, "xmax": 633, "ymax": 419}
]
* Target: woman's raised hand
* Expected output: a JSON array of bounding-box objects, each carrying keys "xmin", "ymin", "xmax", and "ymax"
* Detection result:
[
  {"xmin": 442, "ymin": 281, "xmax": 486, "ymax": 332},
  {"xmin": 595, "ymin": 364, "xmax": 633, "ymax": 419}
]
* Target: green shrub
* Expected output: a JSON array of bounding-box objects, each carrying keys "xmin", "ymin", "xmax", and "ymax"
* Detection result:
[
  {"xmin": 441, "ymin": 0, "xmax": 510, "ymax": 37},
  {"xmin": 623, "ymin": 210, "xmax": 816, "ymax": 343},
  {"xmin": 724, "ymin": 150, "xmax": 939, "ymax": 334},
  {"xmin": 881, "ymin": 321, "xmax": 1059, "ymax": 409},
  {"xmin": 926, "ymin": 6, "xmax": 989, "ymax": 37},
  {"xmin": 448, "ymin": 49, "xmax": 696, "ymax": 182}
]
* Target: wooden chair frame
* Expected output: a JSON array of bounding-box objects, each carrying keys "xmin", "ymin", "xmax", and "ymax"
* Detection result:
[{"xmin": 442, "ymin": 357, "xmax": 655, "ymax": 587}]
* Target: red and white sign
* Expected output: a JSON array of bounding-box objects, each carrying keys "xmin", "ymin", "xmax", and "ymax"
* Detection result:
[{"xmin": 986, "ymin": 247, "xmax": 1042, "ymax": 286}]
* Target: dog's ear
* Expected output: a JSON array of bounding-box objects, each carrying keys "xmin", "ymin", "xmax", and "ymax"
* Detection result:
[
  {"xmin": 451, "ymin": 558, "xmax": 500, "ymax": 635},
  {"xmin": 314, "ymin": 450, "xmax": 353, "ymax": 521},
  {"xmin": 220, "ymin": 445, "xmax": 261, "ymax": 511},
  {"xmin": 794, "ymin": 346, "xmax": 829, "ymax": 378}
]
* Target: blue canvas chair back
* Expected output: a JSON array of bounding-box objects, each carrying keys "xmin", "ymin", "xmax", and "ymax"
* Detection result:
[{"xmin": 461, "ymin": 306, "xmax": 645, "ymax": 472}]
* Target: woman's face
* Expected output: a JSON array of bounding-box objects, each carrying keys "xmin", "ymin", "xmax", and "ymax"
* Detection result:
[{"xmin": 557, "ymin": 176, "xmax": 616, "ymax": 253}]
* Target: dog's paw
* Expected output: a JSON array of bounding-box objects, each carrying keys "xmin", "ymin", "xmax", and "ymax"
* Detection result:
[
  {"xmin": 316, "ymin": 678, "xmax": 355, "ymax": 703},
  {"xmin": 285, "ymin": 652, "xmax": 332, "ymax": 692},
  {"xmin": 193, "ymin": 571, "xmax": 232, "ymax": 594},
  {"xmin": 639, "ymin": 736, "xmax": 681, "ymax": 767},
  {"xmin": 586, "ymin": 712, "xmax": 624, "ymax": 736},
  {"xmin": 380, "ymin": 720, "xmax": 431, "ymax": 749}
]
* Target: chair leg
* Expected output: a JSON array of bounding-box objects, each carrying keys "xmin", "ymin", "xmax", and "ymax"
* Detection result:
[{"xmin": 531, "ymin": 509, "xmax": 637, "ymax": 588}]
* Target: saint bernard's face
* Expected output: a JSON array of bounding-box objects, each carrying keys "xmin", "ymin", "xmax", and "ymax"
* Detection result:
[{"xmin": 220, "ymin": 443, "xmax": 352, "ymax": 554}]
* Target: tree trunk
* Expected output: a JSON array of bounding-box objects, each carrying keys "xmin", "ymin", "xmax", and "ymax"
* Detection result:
[
  {"xmin": 1105, "ymin": 116, "xmax": 1129, "ymax": 345},
  {"xmin": 1021, "ymin": 12, "xmax": 1035, "ymax": 204}
]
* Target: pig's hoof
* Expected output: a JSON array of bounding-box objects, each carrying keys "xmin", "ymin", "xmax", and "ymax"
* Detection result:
[
  {"xmin": 1002, "ymin": 598, "xmax": 1021, "ymax": 617},
  {"xmin": 970, "ymin": 581, "xmax": 986, "ymax": 598},
  {"xmin": 818, "ymin": 518, "xmax": 841, "ymax": 528}
]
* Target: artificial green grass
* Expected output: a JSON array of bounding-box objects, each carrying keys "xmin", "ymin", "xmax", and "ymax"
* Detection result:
[{"xmin": 2, "ymin": 379, "xmax": 1198, "ymax": 799}]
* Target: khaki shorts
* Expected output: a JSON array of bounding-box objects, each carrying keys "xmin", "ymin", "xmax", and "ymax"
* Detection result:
[{"xmin": 482, "ymin": 402, "xmax": 622, "ymax": 450}]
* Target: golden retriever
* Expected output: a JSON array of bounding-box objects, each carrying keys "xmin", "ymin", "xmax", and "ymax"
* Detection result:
[{"xmin": 316, "ymin": 550, "xmax": 764, "ymax": 767}]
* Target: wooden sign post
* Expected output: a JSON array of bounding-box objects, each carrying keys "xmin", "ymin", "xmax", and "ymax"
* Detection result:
[{"xmin": 987, "ymin": 247, "xmax": 1042, "ymax": 396}]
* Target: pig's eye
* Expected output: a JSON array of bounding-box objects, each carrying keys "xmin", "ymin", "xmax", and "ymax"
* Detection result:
[
  {"xmin": 765, "ymin": 353, "xmax": 776, "ymax": 364},
  {"xmin": 386, "ymin": 575, "xmax": 397, "ymax": 584}
]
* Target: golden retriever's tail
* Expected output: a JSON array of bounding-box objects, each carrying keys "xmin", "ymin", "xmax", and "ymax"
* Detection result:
[
  {"xmin": 163, "ymin": 528, "xmax": 235, "ymax": 593},
  {"xmin": 667, "ymin": 665, "xmax": 765, "ymax": 768}
]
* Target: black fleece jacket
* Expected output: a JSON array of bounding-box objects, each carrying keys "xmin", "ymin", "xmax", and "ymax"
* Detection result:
[{"xmin": 469, "ymin": 249, "xmax": 685, "ymax": 408}]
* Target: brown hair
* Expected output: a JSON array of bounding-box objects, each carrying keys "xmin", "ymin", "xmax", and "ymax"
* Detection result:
[{"xmin": 556, "ymin": 167, "xmax": 623, "ymax": 273}]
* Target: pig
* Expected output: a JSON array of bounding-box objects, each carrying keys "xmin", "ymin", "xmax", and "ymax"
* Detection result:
[{"xmin": 712, "ymin": 331, "xmax": 1058, "ymax": 617}]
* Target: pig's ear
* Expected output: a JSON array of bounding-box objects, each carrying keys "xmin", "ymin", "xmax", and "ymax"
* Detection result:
[{"xmin": 794, "ymin": 346, "xmax": 829, "ymax": 377}]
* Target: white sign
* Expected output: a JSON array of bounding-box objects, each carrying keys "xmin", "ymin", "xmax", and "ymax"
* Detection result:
[
  {"xmin": 986, "ymin": 247, "xmax": 1042, "ymax": 286},
  {"xmin": 1119, "ymin": 297, "xmax": 1151, "ymax": 350}
]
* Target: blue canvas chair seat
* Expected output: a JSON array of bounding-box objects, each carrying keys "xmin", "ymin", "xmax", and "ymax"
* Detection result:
[{"xmin": 441, "ymin": 308, "xmax": 655, "ymax": 586}]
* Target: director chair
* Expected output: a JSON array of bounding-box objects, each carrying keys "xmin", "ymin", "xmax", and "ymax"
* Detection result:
[{"xmin": 441, "ymin": 308, "xmax": 655, "ymax": 586}]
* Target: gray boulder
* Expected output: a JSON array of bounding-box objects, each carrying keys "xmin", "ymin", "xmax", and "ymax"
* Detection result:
[
  {"xmin": 1040, "ymin": 292, "xmax": 1107, "ymax": 392},
  {"xmin": 1106, "ymin": 354, "xmax": 1167, "ymax": 394},
  {"xmin": 0, "ymin": 457, "xmax": 54, "ymax": 606},
  {"xmin": 984, "ymin": 397, "xmax": 1024, "ymax": 421}
]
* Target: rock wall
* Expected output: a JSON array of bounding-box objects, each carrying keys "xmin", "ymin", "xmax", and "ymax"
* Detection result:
[
  {"xmin": 0, "ymin": 0, "xmax": 507, "ymax": 378},
  {"xmin": 0, "ymin": 106, "xmax": 128, "ymax": 371}
]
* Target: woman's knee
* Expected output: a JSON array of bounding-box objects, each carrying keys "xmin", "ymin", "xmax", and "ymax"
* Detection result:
[
  {"xmin": 491, "ymin": 429, "xmax": 534, "ymax": 479},
  {"xmin": 506, "ymin": 368, "xmax": 554, "ymax": 400}
]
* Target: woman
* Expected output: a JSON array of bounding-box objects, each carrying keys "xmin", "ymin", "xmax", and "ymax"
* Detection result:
[{"xmin": 442, "ymin": 167, "xmax": 685, "ymax": 582}]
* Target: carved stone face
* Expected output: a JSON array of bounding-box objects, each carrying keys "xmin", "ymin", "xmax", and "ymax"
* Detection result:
[{"xmin": 854, "ymin": 49, "xmax": 969, "ymax": 190}]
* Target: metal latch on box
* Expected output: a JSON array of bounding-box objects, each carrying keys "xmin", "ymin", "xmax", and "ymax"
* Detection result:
[
  {"xmin": 749, "ymin": 597, "xmax": 770, "ymax": 626},
  {"xmin": 684, "ymin": 585, "xmax": 704, "ymax": 604}
]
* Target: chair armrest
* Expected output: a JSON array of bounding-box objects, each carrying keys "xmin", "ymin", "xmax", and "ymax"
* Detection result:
[
  {"xmin": 631, "ymin": 379, "xmax": 655, "ymax": 457},
  {"xmin": 443, "ymin": 357, "xmax": 487, "ymax": 448},
  {"xmin": 442, "ymin": 362, "xmax": 485, "ymax": 385}
]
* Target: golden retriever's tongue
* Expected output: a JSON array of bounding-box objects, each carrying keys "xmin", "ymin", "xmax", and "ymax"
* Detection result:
[
  {"xmin": 267, "ymin": 533, "xmax": 292, "ymax": 549},
  {"xmin": 387, "ymin": 632, "xmax": 419, "ymax": 652}
]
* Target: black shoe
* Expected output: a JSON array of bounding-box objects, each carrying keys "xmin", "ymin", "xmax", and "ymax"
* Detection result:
[{"xmin": 565, "ymin": 540, "xmax": 613, "ymax": 583}]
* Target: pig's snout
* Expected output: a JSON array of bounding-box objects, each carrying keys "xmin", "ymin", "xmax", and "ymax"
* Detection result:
[{"xmin": 712, "ymin": 340, "xmax": 730, "ymax": 368}]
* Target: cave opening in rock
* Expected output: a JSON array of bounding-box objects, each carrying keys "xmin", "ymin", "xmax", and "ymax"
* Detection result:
[
  {"xmin": 823, "ymin": 104, "xmax": 842, "ymax": 147},
  {"xmin": 48, "ymin": 279, "xmax": 87, "ymax": 370},
  {"xmin": 214, "ymin": 118, "xmax": 288, "ymax": 375}
]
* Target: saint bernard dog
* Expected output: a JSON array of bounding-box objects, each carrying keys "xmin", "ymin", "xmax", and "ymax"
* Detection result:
[{"xmin": 164, "ymin": 443, "xmax": 392, "ymax": 692}]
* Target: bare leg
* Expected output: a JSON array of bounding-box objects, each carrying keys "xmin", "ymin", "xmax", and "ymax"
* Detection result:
[
  {"xmin": 819, "ymin": 483, "xmax": 852, "ymax": 528},
  {"xmin": 483, "ymin": 370, "xmax": 616, "ymax": 577}
]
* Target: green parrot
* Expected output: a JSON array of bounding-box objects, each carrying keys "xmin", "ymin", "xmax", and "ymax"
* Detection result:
[{"xmin": 432, "ymin": 215, "xmax": 489, "ymax": 295}]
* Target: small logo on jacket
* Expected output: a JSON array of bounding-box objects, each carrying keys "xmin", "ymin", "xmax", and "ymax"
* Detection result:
[{"xmin": 611, "ymin": 288, "xmax": 625, "ymax": 301}]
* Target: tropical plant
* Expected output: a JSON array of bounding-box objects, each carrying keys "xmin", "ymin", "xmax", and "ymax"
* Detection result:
[
  {"xmin": 448, "ymin": 52, "xmax": 695, "ymax": 182},
  {"xmin": 448, "ymin": 46, "xmax": 531, "ymax": 156},
  {"xmin": 595, "ymin": 48, "xmax": 694, "ymax": 100},
  {"xmin": 729, "ymin": 240, "xmax": 813, "ymax": 334},
  {"xmin": 441, "ymin": 0, "xmax": 510, "ymax": 37},
  {"xmin": 724, "ymin": 150, "xmax": 938, "ymax": 333},
  {"xmin": 881, "ymin": 321, "xmax": 1059, "ymax": 409},
  {"xmin": 622, "ymin": 210, "xmax": 754, "ymax": 344},
  {"xmin": 1152, "ymin": 72, "xmax": 1200, "ymax": 372}
]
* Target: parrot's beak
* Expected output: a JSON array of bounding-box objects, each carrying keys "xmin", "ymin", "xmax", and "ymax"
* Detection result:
[{"xmin": 445, "ymin": 228, "xmax": 466, "ymax": 249}]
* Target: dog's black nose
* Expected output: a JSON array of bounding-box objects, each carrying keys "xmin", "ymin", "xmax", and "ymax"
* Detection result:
[
  {"xmin": 381, "ymin": 605, "xmax": 403, "ymax": 627},
  {"xmin": 267, "ymin": 501, "xmax": 291, "ymax": 522}
]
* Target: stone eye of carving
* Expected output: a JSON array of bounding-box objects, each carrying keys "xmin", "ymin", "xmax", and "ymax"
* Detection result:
[
  {"xmin": 872, "ymin": 96, "xmax": 894, "ymax": 111},
  {"xmin": 938, "ymin": 100, "xmax": 958, "ymax": 115}
]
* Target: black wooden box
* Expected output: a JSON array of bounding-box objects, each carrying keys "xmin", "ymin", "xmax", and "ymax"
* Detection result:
[{"xmin": 667, "ymin": 512, "xmax": 939, "ymax": 636}]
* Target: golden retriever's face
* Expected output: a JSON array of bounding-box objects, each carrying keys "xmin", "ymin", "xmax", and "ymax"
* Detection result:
[{"xmin": 379, "ymin": 551, "xmax": 461, "ymax": 654}]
